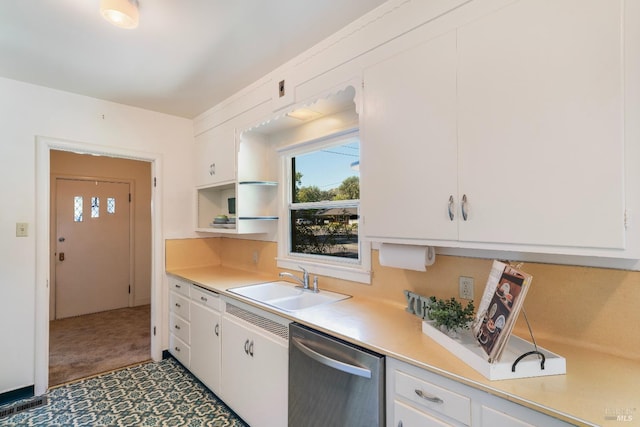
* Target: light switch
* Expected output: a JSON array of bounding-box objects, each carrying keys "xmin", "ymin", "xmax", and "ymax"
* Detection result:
[{"xmin": 16, "ymin": 222, "xmax": 28, "ymax": 237}]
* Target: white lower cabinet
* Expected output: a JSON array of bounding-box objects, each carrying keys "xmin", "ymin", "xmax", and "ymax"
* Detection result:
[
  {"xmin": 168, "ymin": 333, "xmax": 190, "ymax": 368},
  {"xmin": 387, "ymin": 357, "xmax": 572, "ymax": 427},
  {"xmin": 168, "ymin": 277, "xmax": 191, "ymax": 368},
  {"xmin": 394, "ymin": 400, "xmax": 455, "ymax": 427},
  {"xmin": 221, "ymin": 301, "xmax": 289, "ymax": 427},
  {"xmin": 189, "ymin": 285, "xmax": 222, "ymax": 394},
  {"xmin": 394, "ymin": 369, "xmax": 470, "ymax": 426},
  {"xmin": 168, "ymin": 277, "xmax": 223, "ymax": 395},
  {"xmin": 480, "ymin": 406, "xmax": 536, "ymax": 427}
]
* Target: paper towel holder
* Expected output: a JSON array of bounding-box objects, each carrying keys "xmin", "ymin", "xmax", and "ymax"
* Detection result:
[{"xmin": 379, "ymin": 243, "xmax": 436, "ymax": 271}]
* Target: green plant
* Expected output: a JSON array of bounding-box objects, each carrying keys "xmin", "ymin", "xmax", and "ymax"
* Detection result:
[{"xmin": 426, "ymin": 297, "xmax": 475, "ymax": 331}]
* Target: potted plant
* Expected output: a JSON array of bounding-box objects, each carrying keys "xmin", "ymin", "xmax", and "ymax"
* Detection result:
[{"xmin": 426, "ymin": 297, "xmax": 475, "ymax": 338}]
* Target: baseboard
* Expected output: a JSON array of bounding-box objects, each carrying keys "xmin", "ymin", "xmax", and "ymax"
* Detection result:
[
  {"xmin": 134, "ymin": 298, "xmax": 151, "ymax": 306},
  {"xmin": 0, "ymin": 385, "xmax": 33, "ymax": 407}
]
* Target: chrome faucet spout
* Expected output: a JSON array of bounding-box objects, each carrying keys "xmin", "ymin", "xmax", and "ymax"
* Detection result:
[{"xmin": 279, "ymin": 267, "xmax": 309, "ymax": 289}]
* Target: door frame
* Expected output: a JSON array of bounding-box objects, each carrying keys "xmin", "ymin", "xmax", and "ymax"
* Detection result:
[
  {"xmin": 51, "ymin": 175, "xmax": 136, "ymax": 318},
  {"xmin": 35, "ymin": 136, "xmax": 164, "ymax": 396}
]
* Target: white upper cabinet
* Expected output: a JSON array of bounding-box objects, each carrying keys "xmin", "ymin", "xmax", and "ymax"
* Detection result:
[
  {"xmin": 363, "ymin": 0, "xmax": 627, "ymax": 254},
  {"xmin": 362, "ymin": 31, "xmax": 459, "ymax": 242},
  {"xmin": 194, "ymin": 123, "xmax": 236, "ymax": 187},
  {"xmin": 456, "ymin": 0, "xmax": 625, "ymax": 250},
  {"xmin": 194, "ymin": 99, "xmax": 279, "ymax": 234}
]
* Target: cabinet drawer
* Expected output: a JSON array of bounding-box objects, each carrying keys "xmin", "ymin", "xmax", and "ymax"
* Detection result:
[
  {"xmin": 170, "ymin": 312, "xmax": 190, "ymax": 344},
  {"xmin": 168, "ymin": 276, "xmax": 190, "ymax": 297},
  {"xmin": 396, "ymin": 370, "xmax": 471, "ymax": 426},
  {"xmin": 394, "ymin": 400, "xmax": 455, "ymax": 427},
  {"xmin": 169, "ymin": 334, "xmax": 190, "ymax": 368},
  {"xmin": 481, "ymin": 406, "xmax": 535, "ymax": 427},
  {"xmin": 169, "ymin": 292, "xmax": 190, "ymax": 320},
  {"xmin": 191, "ymin": 285, "xmax": 221, "ymax": 311}
]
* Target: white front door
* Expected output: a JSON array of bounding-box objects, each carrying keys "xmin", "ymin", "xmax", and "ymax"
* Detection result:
[{"xmin": 55, "ymin": 178, "xmax": 131, "ymax": 319}]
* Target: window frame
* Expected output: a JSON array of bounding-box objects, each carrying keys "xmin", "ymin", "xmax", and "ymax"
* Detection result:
[{"xmin": 276, "ymin": 129, "xmax": 371, "ymax": 284}]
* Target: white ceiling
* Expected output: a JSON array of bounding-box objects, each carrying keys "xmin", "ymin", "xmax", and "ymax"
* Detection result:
[{"xmin": 0, "ymin": 0, "xmax": 387, "ymax": 118}]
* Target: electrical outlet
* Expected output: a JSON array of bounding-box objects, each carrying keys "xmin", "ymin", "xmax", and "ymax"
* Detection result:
[{"xmin": 459, "ymin": 276, "xmax": 474, "ymax": 300}]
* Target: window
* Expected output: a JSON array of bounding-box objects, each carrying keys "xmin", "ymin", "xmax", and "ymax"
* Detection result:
[{"xmin": 279, "ymin": 130, "xmax": 370, "ymax": 283}]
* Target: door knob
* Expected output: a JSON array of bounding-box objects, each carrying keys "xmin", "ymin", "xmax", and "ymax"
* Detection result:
[{"xmin": 59, "ymin": 252, "xmax": 65, "ymax": 261}]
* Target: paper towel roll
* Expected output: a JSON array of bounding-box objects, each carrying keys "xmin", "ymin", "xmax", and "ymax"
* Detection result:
[{"xmin": 379, "ymin": 244, "xmax": 435, "ymax": 271}]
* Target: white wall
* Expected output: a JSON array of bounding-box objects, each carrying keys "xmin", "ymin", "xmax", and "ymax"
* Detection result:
[{"xmin": 0, "ymin": 77, "xmax": 195, "ymax": 395}]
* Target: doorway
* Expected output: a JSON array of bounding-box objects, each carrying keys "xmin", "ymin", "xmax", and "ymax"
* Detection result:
[
  {"xmin": 35, "ymin": 142, "xmax": 162, "ymax": 394},
  {"xmin": 49, "ymin": 152, "xmax": 151, "ymax": 384}
]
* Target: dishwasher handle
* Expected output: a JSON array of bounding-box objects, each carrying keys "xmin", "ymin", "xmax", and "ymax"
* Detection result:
[{"xmin": 292, "ymin": 337, "xmax": 372, "ymax": 379}]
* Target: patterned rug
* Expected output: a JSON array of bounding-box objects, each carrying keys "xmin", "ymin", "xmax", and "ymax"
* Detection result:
[{"xmin": 0, "ymin": 358, "xmax": 247, "ymax": 427}]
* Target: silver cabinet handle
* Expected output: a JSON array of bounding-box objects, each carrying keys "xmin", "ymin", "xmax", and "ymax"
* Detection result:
[
  {"xmin": 415, "ymin": 389, "xmax": 444, "ymax": 404},
  {"xmin": 214, "ymin": 323, "xmax": 219, "ymax": 337},
  {"xmin": 461, "ymin": 194, "xmax": 469, "ymax": 221},
  {"xmin": 244, "ymin": 339, "xmax": 250, "ymax": 355},
  {"xmin": 448, "ymin": 195, "xmax": 455, "ymax": 221},
  {"xmin": 174, "ymin": 324, "xmax": 180, "ymax": 330},
  {"xmin": 175, "ymin": 302, "xmax": 181, "ymax": 308},
  {"xmin": 175, "ymin": 284, "xmax": 181, "ymax": 289},
  {"xmin": 292, "ymin": 337, "xmax": 371, "ymax": 379},
  {"xmin": 174, "ymin": 346, "xmax": 180, "ymax": 352},
  {"xmin": 209, "ymin": 163, "xmax": 216, "ymax": 176},
  {"xmin": 248, "ymin": 340, "xmax": 254, "ymax": 357},
  {"xmin": 200, "ymin": 296, "xmax": 208, "ymax": 302}
]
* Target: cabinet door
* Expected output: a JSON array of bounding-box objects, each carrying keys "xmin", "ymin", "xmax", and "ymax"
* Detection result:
[
  {"xmin": 221, "ymin": 315, "xmax": 288, "ymax": 427},
  {"xmin": 194, "ymin": 124, "xmax": 236, "ymax": 187},
  {"xmin": 362, "ymin": 30, "xmax": 458, "ymax": 241},
  {"xmin": 394, "ymin": 400, "xmax": 455, "ymax": 427},
  {"xmin": 457, "ymin": 0, "xmax": 625, "ymax": 249},
  {"xmin": 190, "ymin": 303, "xmax": 221, "ymax": 394},
  {"xmin": 480, "ymin": 406, "xmax": 534, "ymax": 427}
]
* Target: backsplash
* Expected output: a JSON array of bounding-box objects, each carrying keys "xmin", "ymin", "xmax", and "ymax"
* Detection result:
[{"xmin": 166, "ymin": 237, "xmax": 640, "ymax": 361}]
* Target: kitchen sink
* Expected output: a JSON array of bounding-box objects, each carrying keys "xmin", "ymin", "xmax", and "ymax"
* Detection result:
[{"xmin": 227, "ymin": 281, "xmax": 350, "ymax": 312}]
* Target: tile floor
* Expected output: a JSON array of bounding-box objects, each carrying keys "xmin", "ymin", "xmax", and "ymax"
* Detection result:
[{"xmin": 0, "ymin": 358, "xmax": 247, "ymax": 427}]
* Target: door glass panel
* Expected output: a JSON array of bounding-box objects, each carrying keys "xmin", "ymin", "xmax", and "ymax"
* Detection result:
[
  {"xmin": 74, "ymin": 196, "xmax": 83, "ymax": 222},
  {"xmin": 91, "ymin": 197, "xmax": 100, "ymax": 218},
  {"xmin": 107, "ymin": 197, "xmax": 116, "ymax": 214}
]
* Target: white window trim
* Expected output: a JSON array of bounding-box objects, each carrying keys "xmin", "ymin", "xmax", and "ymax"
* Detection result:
[{"xmin": 276, "ymin": 129, "xmax": 371, "ymax": 284}]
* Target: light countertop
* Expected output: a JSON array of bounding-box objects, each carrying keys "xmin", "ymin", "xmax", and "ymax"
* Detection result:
[{"xmin": 167, "ymin": 265, "xmax": 640, "ymax": 427}]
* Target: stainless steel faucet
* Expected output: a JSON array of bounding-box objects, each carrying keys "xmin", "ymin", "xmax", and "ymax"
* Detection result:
[{"xmin": 279, "ymin": 267, "xmax": 311, "ymax": 290}]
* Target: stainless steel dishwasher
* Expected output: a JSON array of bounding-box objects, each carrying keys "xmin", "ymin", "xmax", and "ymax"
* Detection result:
[{"xmin": 289, "ymin": 323, "xmax": 385, "ymax": 427}]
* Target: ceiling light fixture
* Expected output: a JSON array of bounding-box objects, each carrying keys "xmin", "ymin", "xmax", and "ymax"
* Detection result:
[{"xmin": 100, "ymin": 0, "xmax": 139, "ymax": 29}]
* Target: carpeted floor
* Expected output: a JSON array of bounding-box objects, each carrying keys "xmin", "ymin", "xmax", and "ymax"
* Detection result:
[
  {"xmin": 0, "ymin": 358, "xmax": 247, "ymax": 426},
  {"xmin": 49, "ymin": 305, "xmax": 151, "ymax": 386}
]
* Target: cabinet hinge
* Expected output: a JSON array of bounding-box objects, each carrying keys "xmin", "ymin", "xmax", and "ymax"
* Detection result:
[
  {"xmin": 153, "ymin": 326, "xmax": 156, "ymax": 336},
  {"xmin": 128, "ymin": 285, "xmax": 131, "ymax": 294},
  {"xmin": 154, "ymin": 177, "xmax": 157, "ymax": 187},
  {"xmin": 128, "ymin": 193, "xmax": 131, "ymax": 202}
]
